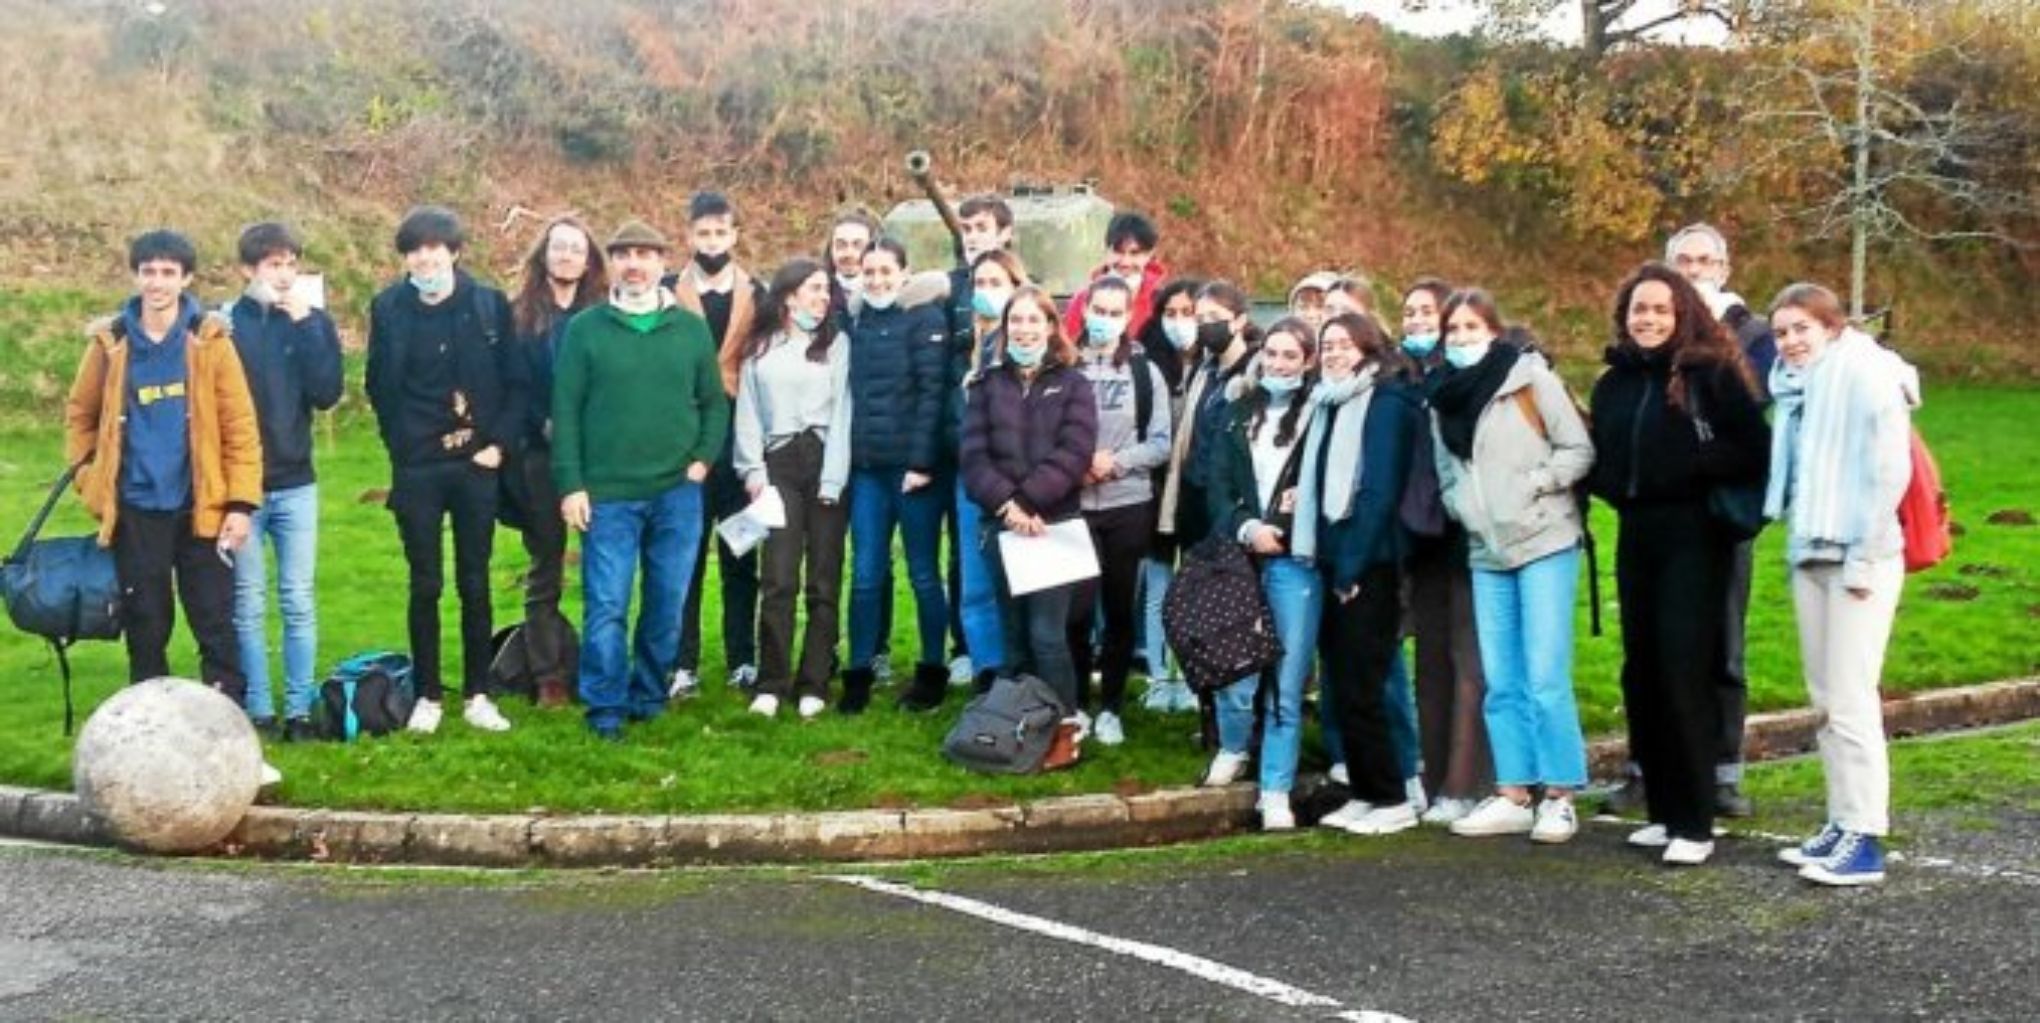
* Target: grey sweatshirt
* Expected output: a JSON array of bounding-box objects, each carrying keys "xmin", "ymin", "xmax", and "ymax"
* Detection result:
[{"xmin": 1076, "ymin": 348, "xmax": 1174, "ymax": 512}]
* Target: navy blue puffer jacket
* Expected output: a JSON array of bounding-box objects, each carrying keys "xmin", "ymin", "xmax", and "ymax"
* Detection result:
[{"xmin": 847, "ymin": 301, "xmax": 949, "ymax": 472}]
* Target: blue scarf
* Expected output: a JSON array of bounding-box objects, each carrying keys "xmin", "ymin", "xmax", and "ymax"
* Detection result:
[{"xmin": 1763, "ymin": 329, "xmax": 1902, "ymax": 547}]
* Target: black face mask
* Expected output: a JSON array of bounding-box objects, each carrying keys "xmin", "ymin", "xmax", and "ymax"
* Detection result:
[
  {"xmin": 1196, "ymin": 320, "xmax": 1234, "ymax": 355},
  {"xmin": 694, "ymin": 250, "xmax": 732, "ymax": 275}
]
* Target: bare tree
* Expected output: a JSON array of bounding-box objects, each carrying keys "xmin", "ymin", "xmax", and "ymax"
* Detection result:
[
  {"xmin": 1402, "ymin": 0, "xmax": 1756, "ymax": 57},
  {"xmin": 1746, "ymin": 0, "xmax": 2037, "ymax": 315}
]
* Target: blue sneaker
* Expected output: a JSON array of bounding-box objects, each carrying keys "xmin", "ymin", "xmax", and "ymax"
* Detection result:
[
  {"xmin": 1778, "ymin": 822, "xmax": 1845, "ymax": 867},
  {"xmin": 1799, "ymin": 831, "xmax": 1886, "ymax": 887}
]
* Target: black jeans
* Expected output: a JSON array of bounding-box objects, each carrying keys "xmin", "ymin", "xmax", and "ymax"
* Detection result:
[
  {"xmin": 516, "ymin": 446, "xmax": 571, "ymax": 682},
  {"xmin": 756, "ymin": 434, "xmax": 848, "ymax": 701},
  {"xmin": 680, "ymin": 430, "xmax": 759, "ymax": 675},
  {"xmin": 1617, "ymin": 501, "xmax": 1732, "ymax": 841},
  {"xmin": 114, "ymin": 504, "xmax": 244, "ymax": 703},
  {"xmin": 1068, "ymin": 502, "xmax": 1152, "ymax": 714},
  {"xmin": 985, "ymin": 522, "xmax": 1078, "ymax": 710},
  {"xmin": 1321, "ymin": 563, "xmax": 1404, "ymax": 806},
  {"xmin": 389, "ymin": 459, "xmax": 497, "ymax": 701}
]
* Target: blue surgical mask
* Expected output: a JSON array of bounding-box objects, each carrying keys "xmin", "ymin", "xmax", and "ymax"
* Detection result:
[
  {"xmin": 1006, "ymin": 342, "xmax": 1044, "ymax": 368},
  {"xmin": 1162, "ymin": 318, "xmax": 1196, "ymax": 351},
  {"xmin": 1084, "ymin": 313, "xmax": 1125, "ymax": 347},
  {"xmin": 1401, "ymin": 333, "xmax": 1439, "ymax": 358},
  {"xmin": 971, "ymin": 288, "xmax": 1011, "ymax": 320},
  {"xmin": 409, "ymin": 269, "xmax": 454, "ymax": 299},
  {"xmin": 863, "ymin": 290, "xmax": 898, "ymax": 311},
  {"xmin": 1259, "ymin": 373, "xmax": 1303, "ymax": 397},
  {"xmin": 1444, "ymin": 342, "xmax": 1490, "ymax": 370},
  {"xmin": 792, "ymin": 309, "xmax": 822, "ymax": 332}
]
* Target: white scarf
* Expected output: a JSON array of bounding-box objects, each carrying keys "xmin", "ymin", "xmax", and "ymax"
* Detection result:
[{"xmin": 1292, "ymin": 367, "xmax": 1377, "ymax": 559}]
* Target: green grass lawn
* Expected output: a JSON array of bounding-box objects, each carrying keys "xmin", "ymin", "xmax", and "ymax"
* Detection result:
[{"xmin": 0, "ymin": 384, "xmax": 2034, "ymax": 815}]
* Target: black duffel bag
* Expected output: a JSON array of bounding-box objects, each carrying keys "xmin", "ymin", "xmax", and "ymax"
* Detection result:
[{"xmin": 2, "ymin": 458, "xmax": 122, "ymax": 735}]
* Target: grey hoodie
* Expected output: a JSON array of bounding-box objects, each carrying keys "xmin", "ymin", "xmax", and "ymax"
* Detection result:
[
  {"xmin": 1077, "ymin": 348, "xmax": 1173, "ymax": 512},
  {"xmin": 1432, "ymin": 354, "xmax": 1595, "ymax": 572}
]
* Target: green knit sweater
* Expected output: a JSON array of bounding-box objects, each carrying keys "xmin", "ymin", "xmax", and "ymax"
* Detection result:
[{"xmin": 551, "ymin": 301, "xmax": 729, "ymax": 501}]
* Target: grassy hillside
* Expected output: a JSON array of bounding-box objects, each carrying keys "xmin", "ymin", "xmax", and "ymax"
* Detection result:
[{"xmin": 0, "ymin": 0, "xmax": 2034, "ymax": 429}]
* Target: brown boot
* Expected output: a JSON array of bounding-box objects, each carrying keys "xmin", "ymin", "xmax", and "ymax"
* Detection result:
[
  {"xmin": 536, "ymin": 676, "xmax": 572, "ymax": 709},
  {"xmin": 1041, "ymin": 718, "xmax": 1085, "ymax": 772}
]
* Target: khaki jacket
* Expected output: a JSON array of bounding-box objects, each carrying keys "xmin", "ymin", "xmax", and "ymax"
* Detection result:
[
  {"xmin": 1432, "ymin": 355, "xmax": 1595, "ymax": 572},
  {"xmin": 63, "ymin": 310, "xmax": 264, "ymax": 544},
  {"xmin": 671, "ymin": 265, "xmax": 757, "ymax": 397}
]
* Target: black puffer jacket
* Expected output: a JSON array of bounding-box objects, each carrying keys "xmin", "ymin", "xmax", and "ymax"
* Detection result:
[
  {"xmin": 960, "ymin": 362, "xmax": 1098, "ymax": 522},
  {"xmin": 847, "ymin": 300, "xmax": 949, "ymax": 472},
  {"xmin": 1586, "ymin": 343, "xmax": 1770, "ymax": 508}
]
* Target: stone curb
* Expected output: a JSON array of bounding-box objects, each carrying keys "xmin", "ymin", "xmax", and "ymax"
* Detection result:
[{"xmin": 3, "ymin": 677, "xmax": 2034, "ymax": 867}]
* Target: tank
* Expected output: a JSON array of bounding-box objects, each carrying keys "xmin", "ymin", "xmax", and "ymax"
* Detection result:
[{"xmin": 883, "ymin": 182, "xmax": 1117, "ymax": 299}]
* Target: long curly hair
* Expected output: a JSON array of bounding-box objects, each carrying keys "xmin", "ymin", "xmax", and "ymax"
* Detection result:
[
  {"xmin": 511, "ymin": 216, "xmax": 607, "ymax": 339},
  {"xmin": 1612, "ymin": 261, "xmax": 1758, "ymax": 409},
  {"xmin": 745, "ymin": 257, "xmax": 838, "ymax": 363}
]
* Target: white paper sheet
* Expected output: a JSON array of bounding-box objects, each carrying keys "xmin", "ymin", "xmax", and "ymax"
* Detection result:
[
  {"xmin": 717, "ymin": 486, "xmax": 787, "ymax": 557},
  {"xmin": 292, "ymin": 273, "xmax": 326, "ymax": 310},
  {"xmin": 995, "ymin": 518, "xmax": 1100, "ymax": 596}
]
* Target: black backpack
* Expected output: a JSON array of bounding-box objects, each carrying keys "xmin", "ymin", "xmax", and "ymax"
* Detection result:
[
  {"xmin": 1162, "ymin": 534, "xmax": 1284, "ymax": 693},
  {"xmin": 488, "ymin": 616, "xmax": 579, "ymax": 701},
  {"xmin": 2, "ymin": 457, "xmax": 122, "ymax": 735},
  {"xmin": 941, "ymin": 674, "xmax": 1070, "ymax": 775},
  {"xmin": 314, "ymin": 652, "xmax": 417, "ymax": 741}
]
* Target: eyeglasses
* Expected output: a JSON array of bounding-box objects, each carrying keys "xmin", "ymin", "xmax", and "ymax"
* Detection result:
[{"xmin": 1673, "ymin": 253, "xmax": 1723, "ymax": 268}]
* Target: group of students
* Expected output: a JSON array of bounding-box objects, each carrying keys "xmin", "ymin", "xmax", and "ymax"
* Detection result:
[{"xmin": 62, "ymin": 198, "xmax": 1917, "ymax": 887}]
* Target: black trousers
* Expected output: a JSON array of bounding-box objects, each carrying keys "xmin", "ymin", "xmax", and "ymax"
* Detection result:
[
  {"xmin": 1617, "ymin": 501, "xmax": 1733, "ymax": 841},
  {"xmin": 755, "ymin": 434, "xmax": 848, "ymax": 701},
  {"xmin": 985, "ymin": 523, "xmax": 1079, "ymax": 709},
  {"xmin": 1408, "ymin": 533, "xmax": 1493, "ymax": 800},
  {"xmin": 1719, "ymin": 538, "xmax": 1755, "ymax": 773},
  {"xmin": 1067, "ymin": 502, "xmax": 1152, "ymax": 714},
  {"xmin": 516, "ymin": 446, "xmax": 571, "ymax": 682},
  {"xmin": 680, "ymin": 431, "xmax": 759, "ymax": 674},
  {"xmin": 114, "ymin": 504, "xmax": 244, "ymax": 703},
  {"xmin": 1321, "ymin": 563, "xmax": 1404, "ymax": 806},
  {"xmin": 390, "ymin": 460, "xmax": 497, "ymax": 701}
]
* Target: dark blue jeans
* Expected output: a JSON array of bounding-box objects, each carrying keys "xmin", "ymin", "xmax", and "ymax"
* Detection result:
[
  {"xmin": 846, "ymin": 468, "xmax": 948, "ymax": 668},
  {"xmin": 577, "ymin": 481, "xmax": 703, "ymax": 729}
]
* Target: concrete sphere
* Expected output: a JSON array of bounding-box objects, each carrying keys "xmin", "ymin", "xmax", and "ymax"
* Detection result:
[{"xmin": 72, "ymin": 678, "xmax": 261, "ymax": 853}]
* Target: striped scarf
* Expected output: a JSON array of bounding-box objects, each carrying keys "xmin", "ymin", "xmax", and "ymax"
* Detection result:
[{"xmin": 1763, "ymin": 329, "xmax": 1896, "ymax": 546}]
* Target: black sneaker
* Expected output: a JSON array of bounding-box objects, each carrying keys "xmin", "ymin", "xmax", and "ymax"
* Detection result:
[
  {"xmin": 248, "ymin": 716, "xmax": 280, "ymax": 740},
  {"xmin": 1598, "ymin": 776, "xmax": 1647, "ymax": 818},
  {"xmin": 282, "ymin": 717, "xmax": 319, "ymax": 743},
  {"xmin": 1715, "ymin": 782, "xmax": 1754, "ymax": 818}
]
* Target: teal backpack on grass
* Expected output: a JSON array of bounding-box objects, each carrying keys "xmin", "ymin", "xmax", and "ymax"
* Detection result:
[{"xmin": 315, "ymin": 652, "xmax": 416, "ymax": 741}]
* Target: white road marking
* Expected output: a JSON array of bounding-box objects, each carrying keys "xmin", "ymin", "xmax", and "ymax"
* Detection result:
[{"xmin": 828, "ymin": 874, "xmax": 1413, "ymax": 1022}]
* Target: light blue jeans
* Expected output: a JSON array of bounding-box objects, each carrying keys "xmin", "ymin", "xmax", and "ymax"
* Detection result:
[
  {"xmin": 234, "ymin": 483, "xmax": 319, "ymax": 721},
  {"xmin": 1139, "ymin": 557, "xmax": 1176, "ymax": 680},
  {"xmin": 1215, "ymin": 557, "xmax": 1323, "ymax": 796},
  {"xmin": 1471, "ymin": 545, "xmax": 1589, "ymax": 789}
]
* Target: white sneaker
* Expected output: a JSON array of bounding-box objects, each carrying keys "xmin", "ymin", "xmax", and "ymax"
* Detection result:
[
  {"xmin": 1449, "ymin": 795, "xmax": 1536, "ymax": 837},
  {"xmin": 1258, "ymin": 792, "xmax": 1296, "ymax": 831},
  {"xmin": 668, "ymin": 668, "xmax": 700, "ymax": 701},
  {"xmin": 463, "ymin": 695, "xmax": 512, "ymax": 733},
  {"xmin": 406, "ymin": 698, "xmax": 442, "ymax": 735},
  {"xmin": 1070, "ymin": 709, "xmax": 1093, "ymax": 744},
  {"xmin": 798, "ymin": 696, "xmax": 827, "ymax": 719},
  {"xmin": 1421, "ymin": 796, "xmax": 1478, "ymax": 826},
  {"xmin": 258, "ymin": 761, "xmax": 283, "ymax": 788},
  {"xmin": 1319, "ymin": 799, "xmax": 1372, "ymax": 831},
  {"xmin": 1342, "ymin": 801, "xmax": 1420, "ymax": 836},
  {"xmin": 748, "ymin": 694, "xmax": 780, "ymax": 717},
  {"xmin": 730, "ymin": 664, "xmax": 758, "ymax": 691},
  {"xmin": 1530, "ymin": 797, "xmax": 1578, "ymax": 844},
  {"xmin": 1663, "ymin": 838, "xmax": 1714, "ymax": 866},
  {"xmin": 1328, "ymin": 763, "xmax": 1350, "ymax": 787},
  {"xmin": 948, "ymin": 656, "xmax": 974, "ymax": 686},
  {"xmin": 1094, "ymin": 711, "xmax": 1125, "ymax": 747},
  {"xmin": 1201, "ymin": 750, "xmax": 1250, "ymax": 787},
  {"xmin": 1627, "ymin": 823, "xmax": 1671, "ymax": 848},
  {"xmin": 1405, "ymin": 776, "xmax": 1430, "ymax": 815}
]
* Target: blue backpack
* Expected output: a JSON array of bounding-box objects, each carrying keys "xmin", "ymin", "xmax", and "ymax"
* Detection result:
[
  {"xmin": 315, "ymin": 652, "xmax": 416, "ymax": 741},
  {"xmin": 1, "ymin": 458, "xmax": 122, "ymax": 735}
]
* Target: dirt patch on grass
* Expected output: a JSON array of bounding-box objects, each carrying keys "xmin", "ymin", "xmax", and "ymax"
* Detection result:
[
  {"xmin": 1957, "ymin": 563, "xmax": 2011, "ymax": 578},
  {"xmin": 812, "ymin": 749, "xmax": 869, "ymax": 768},
  {"xmin": 358, "ymin": 487, "xmax": 389, "ymax": 503},
  {"xmin": 946, "ymin": 792, "xmax": 1011, "ymax": 811},
  {"xmin": 1111, "ymin": 777, "xmax": 1154, "ymax": 798},
  {"xmin": 1923, "ymin": 582, "xmax": 1982, "ymax": 602},
  {"xmin": 1985, "ymin": 508, "xmax": 2034, "ymax": 526}
]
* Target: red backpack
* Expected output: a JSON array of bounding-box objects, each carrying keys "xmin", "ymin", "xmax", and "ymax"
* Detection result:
[{"xmin": 1898, "ymin": 428, "xmax": 1952, "ymax": 573}]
